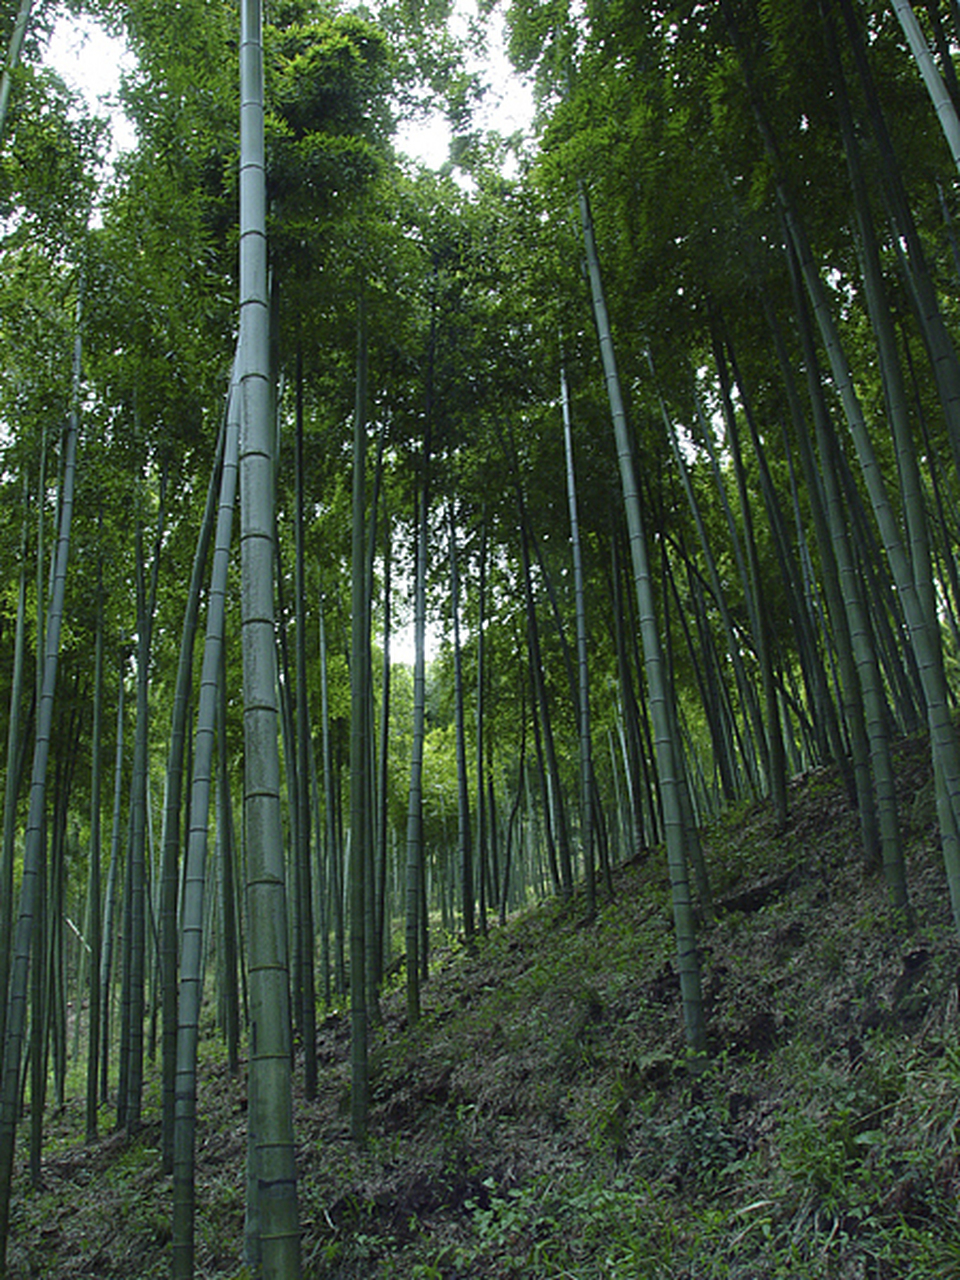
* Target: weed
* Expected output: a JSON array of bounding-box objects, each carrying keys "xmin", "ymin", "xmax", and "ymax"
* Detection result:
[
  {"xmin": 778, "ymin": 1104, "xmax": 865, "ymax": 1209},
  {"xmin": 815, "ymin": 934, "xmax": 844, "ymax": 976}
]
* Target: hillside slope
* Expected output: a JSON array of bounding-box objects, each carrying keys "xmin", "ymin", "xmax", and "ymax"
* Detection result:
[{"xmin": 11, "ymin": 733, "xmax": 960, "ymax": 1278}]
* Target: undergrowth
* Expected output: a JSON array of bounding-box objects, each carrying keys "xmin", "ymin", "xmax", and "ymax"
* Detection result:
[{"xmin": 7, "ymin": 735, "xmax": 960, "ymax": 1278}]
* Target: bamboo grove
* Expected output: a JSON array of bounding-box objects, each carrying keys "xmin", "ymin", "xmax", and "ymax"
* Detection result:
[{"xmin": 3, "ymin": 0, "xmax": 960, "ymax": 1274}]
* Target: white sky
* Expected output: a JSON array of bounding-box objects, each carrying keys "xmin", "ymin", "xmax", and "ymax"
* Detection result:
[
  {"xmin": 45, "ymin": 17, "xmax": 138, "ymax": 159},
  {"xmin": 397, "ymin": 0, "xmax": 535, "ymax": 168},
  {"xmin": 45, "ymin": 3, "xmax": 534, "ymax": 172}
]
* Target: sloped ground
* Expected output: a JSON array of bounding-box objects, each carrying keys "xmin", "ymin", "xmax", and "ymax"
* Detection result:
[{"xmin": 9, "ymin": 732, "xmax": 960, "ymax": 1278}]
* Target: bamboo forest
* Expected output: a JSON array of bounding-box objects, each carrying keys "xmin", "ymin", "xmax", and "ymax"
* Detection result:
[{"xmin": 5, "ymin": 0, "xmax": 960, "ymax": 1276}]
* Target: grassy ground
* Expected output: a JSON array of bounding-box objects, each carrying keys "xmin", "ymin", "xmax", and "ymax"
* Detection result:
[{"xmin": 9, "ymin": 732, "xmax": 960, "ymax": 1278}]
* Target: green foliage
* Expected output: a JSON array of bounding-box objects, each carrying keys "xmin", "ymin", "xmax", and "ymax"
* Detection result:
[
  {"xmin": 268, "ymin": 12, "xmax": 389, "ymax": 138},
  {"xmin": 9, "ymin": 0, "xmax": 960, "ymax": 1267},
  {"xmin": 265, "ymin": 8, "xmax": 390, "ymax": 233},
  {"xmin": 0, "ymin": 65, "xmax": 104, "ymax": 240}
]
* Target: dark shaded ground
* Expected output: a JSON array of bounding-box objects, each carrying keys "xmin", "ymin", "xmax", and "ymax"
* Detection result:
[{"xmin": 9, "ymin": 732, "xmax": 960, "ymax": 1278}]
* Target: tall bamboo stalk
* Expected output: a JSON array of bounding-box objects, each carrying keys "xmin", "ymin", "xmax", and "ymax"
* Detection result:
[
  {"xmin": 890, "ymin": 0, "xmax": 960, "ymax": 173},
  {"xmin": 578, "ymin": 183, "xmax": 705, "ymax": 1057},
  {"xmin": 238, "ymin": 0, "xmax": 300, "ymax": 1270},
  {"xmin": 172, "ymin": 380, "xmax": 240, "ymax": 1280},
  {"xmin": 349, "ymin": 292, "xmax": 370, "ymax": 1143},
  {"xmin": 0, "ymin": 0, "xmax": 33, "ymax": 144},
  {"xmin": 0, "ymin": 319, "xmax": 81, "ymax": 1275},
  {"xmin": 560, "ymin": 360, "xmax": 596, "ymax": 917},
  {"xmin": 448, "ymin": 501, "xmax": 475, "ymax": 940},
  {"xmin": 161, "ymin": 411, "xmax": 225, "ymax": 1171}
]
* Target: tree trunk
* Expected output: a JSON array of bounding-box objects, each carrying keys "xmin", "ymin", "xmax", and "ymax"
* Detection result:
[
  {"xmin": 656, "ymin": 358, "xmax": 764, "ymax": 807},
  {"xmin": 578, "ymin": 182, "xmax": 705, "ymax": 1059},
  {"xmin": 218, "ymin": 642, "xmax": 241, "ymax": 1075},
  {"xmin": 516, "ymin": 501, "xmax": 572, "ymax": 898},
  {"xmin": 85, "ymin": 552, "xmax": 104, "ymax": 1142},
  {"xmin": 122, "ymin": 466, "xmax": 166, "ymax": 1138},
  {"xmin": 238, "ymin": 0, "xmax": 301, "ymax": 1270},
  {"xmin": 350, "ymin": 290, "xmax": 370, "ymax": 1143},
  {"xmin": 0, "ymin": 500, "xmax": 29, "ymax": 1066},
  {"xmin": 560, "ymin": 360, "xmax": 596, "ymax": 917},
  {"xmin": 780, "ymin": 179, "xmax": 960, "ymax": 926},
  {"xmin": 924, "ymin": 0, "xmax": 960, "ymax": 114},
  {"xmin": 377, "ymin": 509, "xmax": 393, "ymax": 968},
  {"xmin": 891, "ymin": 0, "xmax": 960, "ymax": 172},
  {"xmin": 0, "ymin": 0, "xmax": 33, "ymax": 144},
  {"xmin": 448, "ymin": 501, "xmax": 475, "ymax": 941},
  {"xmin": 475, "ymin": 517, "xmax": 488, "ymax": 935},
  {"xmin": 405, "ymin": 468, "xmax": 429, "ymax": 1023},
  {"xmin": 838, "ymin": 0, "xmax": 960, "ymax": 479},
  {"xmin": 318, "ymin": 593, "xmax": 341, "ymax": 998},
  {"xmin": 161, "ymin": 411, "xmax": 225, "ymax": 1172},
  {"xmin": 610, "ymin": 530, "xmax": 654, "ymax": 853},
  {"xmin": 294, "ymin": 348, "xmax": 317, "ymax": 1100},
  {"xmin": 0, "ymin": 343, "xmax": 80, "ymax": 1274},
  {"xmin": 100, "ymin": 653, "xmax": 126, "ymax": 1103},
  {"xmin": 172, "ymin": 375, "xmax": 240, "ymax": 1280}
]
